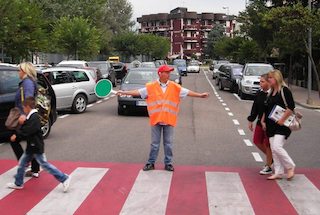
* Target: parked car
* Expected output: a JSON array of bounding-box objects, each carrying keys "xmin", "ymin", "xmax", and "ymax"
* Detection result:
[
  {"xmin": 170, "ymin": 65, "xmax": 182, "ymax": 85},
  {"xmin": 187, "ymin": 61, "xmax": 200, "ymax": 73},
  {"xmin": 0, "ymin": 65, "xmax": 57, "ymax": 141},
  {"xmin": 216, "ymin": 64, "xmax": 243, "ymax": 93},
  {"xmin": 212, "ymin": 63, "xmax": 229, "ymax": 80},
  {"xmin": 118, "ymin": 68, "xmax": 158, "ymax": 115},
  {"xmin": 88, "ymin": 61, "xmax": 116, "ymax": 87},
  {"xmin": 238, "ymin": 63, "xmax": 274, "ymax": 99},
  {"xmin": 155, "ymin": 60, "xmax": 167, "ymax": 67},
  {"xmin": 111, "ymin": 62, "xmax": 127, "ymax": 81},
  {"xmin": 42, "ymin": 67, "xmax": 97, "ymax": 113},
  {"xmin": 209, "ymin": 60, "xmax": 230, "ymax": 71},
  {"xmin": 173, "ymin": 59, "xmax": 187, "ymax": 76},
  {"xmin": 140, "ymin": 62, "xmax": 157, "ymax": 68}
]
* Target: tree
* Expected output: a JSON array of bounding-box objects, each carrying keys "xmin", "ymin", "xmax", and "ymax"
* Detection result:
[
  {"xmin": 204, "ymin": 24, "xmax": 225, "ymax": 59},
  {"xmin": 0, "ymin": 0, "xmax": 48, "ymax": 62},
  {"xmin": 52, "ymin": 17, "xmax": 100, "ymax": 59},
  {"xmin": 263, "ymin": 3, "xmax": 320, "ymax": 96}
]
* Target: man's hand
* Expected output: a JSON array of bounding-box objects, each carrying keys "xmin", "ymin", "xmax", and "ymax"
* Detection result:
[
  {"xmin": 277, "ymin": 119, "xmax": 285, "ymax": 126},
  {"xmin": 10, "ymin": 134, "xmax": 16, "ymax": 142},
  {"xmin": 18, "ymin": 115, "xmax": 26, "ymax": 125},
  {"xmin": 116, "ymin": 90, "xmax": 124, "ymax": 96},
  {"xmin": 261, "ymin": 122, "xmax": 267, "ymax": 131},
  {"xmin": 248, "ymin": 122, "xmax": 254, "ymax": 132},
  {"xmin": 200, "ymin": 92, "xmax": 209, "ymax": 98}
]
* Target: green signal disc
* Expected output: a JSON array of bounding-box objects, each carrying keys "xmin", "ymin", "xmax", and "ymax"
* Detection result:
[{"xmin": 94, "ymin": 79, "xmax": 113, "ymax": 98}]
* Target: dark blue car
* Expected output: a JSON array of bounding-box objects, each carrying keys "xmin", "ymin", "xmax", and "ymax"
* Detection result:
[{"xmin": 173, "ymin": 59, "xmax": 187, "ymax": 76}]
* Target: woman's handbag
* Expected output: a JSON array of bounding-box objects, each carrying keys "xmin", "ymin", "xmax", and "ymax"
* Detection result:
[
  {"xmin": 280, "ymin": 88, "xmax": 302, "ymax": 131},
  {"xmin": 5, "ymin": 107, "xmax": 21, "ymax": 130},
  {"xmin": 5, "ymin": 86, "xmax": 24, "ymax": 130}
]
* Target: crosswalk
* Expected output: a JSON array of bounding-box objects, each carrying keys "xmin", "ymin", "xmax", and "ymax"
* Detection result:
[{"xmin": 0, "ymin": 160, "xmax": 319, "ymax": 215}]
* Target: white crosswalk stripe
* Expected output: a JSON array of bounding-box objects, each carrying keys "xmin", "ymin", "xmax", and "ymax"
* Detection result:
[
  {"xmin": 277, "ymin": 174, "xmax": 320, "ymax": 215},
  {"xmin": 27, "ymin": 167, "xmax": 108, "ymax": 215},
  {"xmin": 205, "ymin": 172, "xmax": 255, "ymax": 215},
  {"xmin": 120, "ymin": 170, "xmax": 172, "ymax": 215}
]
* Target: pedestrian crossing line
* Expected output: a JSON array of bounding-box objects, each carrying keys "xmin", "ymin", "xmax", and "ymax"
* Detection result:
[
  {"xmin": 233, "ymin": 119, "xmax": 240, "ymax": 125},
  {"xmin": 277, "ymin": 174, "xmax": 320, "ymax": 215},
  {"xmin": 252, "ymin": 152, "xmax": 263, "ymax": 162},
  {"xmin": 225, "ymin": 107, "xmax": 230, "ymax": 111},
  {"xmin": 228, "ymin": 112, "xmax": 234, "ymax": 116},
  {"xmin": 238, "ymin": 129, "xmax": 246, "ymax": 136},
  {"xmin": 243, "ymin": 139, "xmax": 253, "ymax": 146},
  {"xmin": 0, "ymin": 166, "xmax": 33, "ymax": 200},
  {"xmin": 222, "ymin": 103, "xmax": 227, "ymax": 106},
  {"xmin": 27, "ymin": 167, "xmax": 108, "ymax": 215},
  {"xmin": 120, "ymin": 170, "xmax": 173, "ymax": 215},
  {"xmin": 205, "ymin": 172, "xmax": 255, "ymax": 215}
]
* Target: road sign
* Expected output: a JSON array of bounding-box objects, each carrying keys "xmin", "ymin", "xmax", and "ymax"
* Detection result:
[{"xmin": 94, "ymin": 79, "xmax": 117, "ymax": 98}]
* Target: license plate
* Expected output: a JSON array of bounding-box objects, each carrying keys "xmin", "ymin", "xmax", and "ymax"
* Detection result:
[{"xmin": 136, "ymin": 101, "xmax": 147, "ymax": 106}]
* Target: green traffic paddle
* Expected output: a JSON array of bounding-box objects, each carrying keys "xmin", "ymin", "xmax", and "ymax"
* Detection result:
[{"xmin": 94, "ymin": 79, "xmax": 117, "ymax": 98}]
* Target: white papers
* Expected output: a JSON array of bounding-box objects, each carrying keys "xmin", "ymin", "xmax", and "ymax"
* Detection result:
[{"xmin": 268, "ymin": 105, "xmax": 295, "ymax": 127}]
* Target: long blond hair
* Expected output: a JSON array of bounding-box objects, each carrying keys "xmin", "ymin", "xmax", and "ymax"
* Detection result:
[
  {"xmin": 268, "ymin": 70, "xmax": 287, "ymax": 92},
  {"xmin": 19, "ymin": 62, "xmax": 37, "ymax": 81}
]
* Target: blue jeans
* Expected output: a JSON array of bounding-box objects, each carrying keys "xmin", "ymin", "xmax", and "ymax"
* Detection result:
[
  {"xmin": 15, "ymin": 152, "xmax": 68, "ymax": 186},
  {"xmin": 147, "ymin": 124, "xmax": 174, "ymax": 165}
]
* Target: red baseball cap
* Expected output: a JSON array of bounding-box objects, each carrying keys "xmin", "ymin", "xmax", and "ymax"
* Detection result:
[{"xmin": 158, "ymin": 65, "xmax": 174, "ymax": 73}]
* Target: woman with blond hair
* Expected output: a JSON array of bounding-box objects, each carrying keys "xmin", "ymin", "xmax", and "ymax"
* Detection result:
[
  {"xmin": 11, "ymin": 62, "xmax": 40, "ymax": 178},
  {"xmin": 262, "ymin": 70, "xmax": 295, "ymax": 180}
]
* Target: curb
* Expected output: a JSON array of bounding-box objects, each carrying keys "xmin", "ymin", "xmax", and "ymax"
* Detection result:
[{"xmin": 295, "ymin": 101, "xmax": 320, "ymax": 110}]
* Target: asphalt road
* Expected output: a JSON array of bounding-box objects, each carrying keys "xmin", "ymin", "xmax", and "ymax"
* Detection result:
[{"xmin": 1, "ymin": 69, "xmax": 319, "ymax": 169}]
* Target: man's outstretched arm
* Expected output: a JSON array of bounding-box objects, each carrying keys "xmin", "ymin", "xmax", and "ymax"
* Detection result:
[{"xmin": 187, "ymin": 91, "xmax": 209, "ymax": 98}]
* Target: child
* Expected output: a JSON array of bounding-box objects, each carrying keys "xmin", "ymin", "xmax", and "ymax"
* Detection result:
[{"xmin": 7, "ymin": 97, "xmax": 71, "ymax": 192}]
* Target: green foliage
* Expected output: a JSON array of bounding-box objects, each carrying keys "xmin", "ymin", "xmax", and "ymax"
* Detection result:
[
  {"xmin": 0, "ymin": 0, "xmax": 48, "ymax": 62},
  {"xmin": 204, "ymin": 24, "xmax": 225, "ymax": 59},
  {"xmin": 52, "ymin": 17, "xmax": 100, "ymax": 59}
]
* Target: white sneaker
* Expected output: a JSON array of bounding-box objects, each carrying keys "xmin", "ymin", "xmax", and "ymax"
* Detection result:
[
  {"xmin": 259, "ymin": 166, "xmax": 273, "ymax": 175},
  {"xmin": 62, "ymin": 175, "xmax": 71, "ymax": 192},
  {"xmin": 7, "ymin": 182, "xmax": 23, "ymax": 190}
]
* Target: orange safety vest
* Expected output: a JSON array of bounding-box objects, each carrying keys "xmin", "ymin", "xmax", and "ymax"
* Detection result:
[{"xmin": 146, "ymin": 81, "xmax": 182, "ymax": 127}]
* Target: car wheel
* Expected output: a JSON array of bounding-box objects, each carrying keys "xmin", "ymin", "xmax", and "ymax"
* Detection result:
[
  {"xmin": 239, "ymin": 90, "xmax": 246, "ymax": 100},
  {"xmin": 118, "ymin": 106, "xmax": 125, "ymax": 115},
  {"xmin": 72, "ymin": 94, "xmax": 87, "ymax": 113},
  {"xmin": 219, "ymin": 81, "xmax": 224, "ymax": 90},
  {"xmin": 41, "ymin": 118, "xmax": 51, "ymax": 139},
  {"xmin": 230, "ymin": 84, "xmax": 238, "ymax": 93},
  {"xmin": 215, "ymin": 78, "xmax": 219, "ymax": 86}
]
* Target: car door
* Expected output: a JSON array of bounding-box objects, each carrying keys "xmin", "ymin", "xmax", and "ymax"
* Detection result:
[
  {"xmin": 219, "ymin": 66, "xmax": 228, "ymax": 86},
  {"xmin": 71, "ymin": 70, "xmax": 95, "ymax": 101},
  {"xmin": 46, "ymin": 70, "xmax": 76, "ymax": 109},
  {"xmin": 224, "ymin": 67, "xmax": 232, "ymax": 89}
]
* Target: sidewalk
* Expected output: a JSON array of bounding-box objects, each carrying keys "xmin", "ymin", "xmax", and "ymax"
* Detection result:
[{"xmin": 289, "ymin": 85, "xmax": 320, "ymax": 109}]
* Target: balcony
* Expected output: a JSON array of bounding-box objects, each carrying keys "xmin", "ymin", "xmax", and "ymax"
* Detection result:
[
  {"xmin": 184, "ymin": 24, "xmax": 197, "ymax": 30},
  {"xmin": 201, "ymin": 25, "xmax": 214, "ymax": 31},
  {"xmin": 184, "ymin": 37, "xmax": 198, "ymax": 43}
]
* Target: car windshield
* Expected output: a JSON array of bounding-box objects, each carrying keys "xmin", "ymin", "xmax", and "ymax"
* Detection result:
[
  {"xmin": 232, "ymin": 67, "xmax": 243, "ymax": 76},
  {"xmin": 57, "ymin": 64, "xmax": 83, "ymax": 68},
  {"xmin": 245, "ymin": 66, "xmax": 273, "ymax": 76},
  {"xmin": 124, "ymin": 71, "xmax": 158, "ymax": 85},
  {"xmin": 141, "ymin": 63, "xmax": 156, "ymax": 68},
  {"xmin": 173, "ymin": 60, "xmax": 186, "ymax": 67},
  {"xmin": 0, "ymin": 70, "xmax": 20, "ymax": 95},
  {"xmin": 189, "ymin": 62, "xmax": 199, "ymax": 66}
]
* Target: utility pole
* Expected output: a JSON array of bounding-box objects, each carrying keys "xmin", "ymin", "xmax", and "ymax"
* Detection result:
[{"xmin": 307, "ymin": 0, "xmax": 313, "ymax": 104}]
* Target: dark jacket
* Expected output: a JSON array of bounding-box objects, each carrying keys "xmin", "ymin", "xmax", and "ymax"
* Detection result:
[
  {"xmin": 15, "ymin": 78, "xmax": 37, "ymax": 113},
  {"xmin": 16, "ymin": 111, "xmax": 44, "ymax": 154},
  {"xmin": 264, "ymin": 87, "xmax": 295, "ymax": 139},
  {"xmin": 247, "ymin": 90, "xmax": 268, "ymax": 126}
]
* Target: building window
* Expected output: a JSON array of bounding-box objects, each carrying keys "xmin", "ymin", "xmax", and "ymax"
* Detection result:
[
  {"xmin": 187, "ymin": 43, "xmax": 192, "ymax": 50},
  {"xmin": 186, "ymin": 19, "xmax": 192, "ymax": 25}
]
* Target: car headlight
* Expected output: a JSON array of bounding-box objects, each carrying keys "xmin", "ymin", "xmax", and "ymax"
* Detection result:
[{"xmin": 245, "ymin": 80, "xmax": 252, "ymax": 85}]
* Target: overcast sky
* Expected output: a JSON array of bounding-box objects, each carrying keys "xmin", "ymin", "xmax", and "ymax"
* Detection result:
[{"xmin": 128, "ymin": 0, "xmax": 247, "ymax": 21}]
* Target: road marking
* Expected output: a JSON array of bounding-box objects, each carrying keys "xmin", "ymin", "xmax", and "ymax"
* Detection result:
[
  {"xmin": 233, "ymin": 93, "xmax": 241, "ymax": 101},
  {"xmin": 219, "ymin": 100, "xmax": 224, "ymax": 103},
  {"xmin": 217, "ymin": 97, "xmax": 221, "ymax": 99},
  {"xmin": 316, "ymin": 109, "xmax": 320, "ymax": 113},
  {"xmin": 0, "ymin": 167, "xmax": 33, "ymax": 200},
  {"xmin": 111, "ymin": 95, "xmax": 116, "ymax": 97},
  {"xmin": 120, "ymin": 170, "xmax": 172, "ymax": 215},
  {"xmin": 225, "ymin": 107, "xmax": 230, "ymax": 111},
  {"xmin": 277, "ymin": 175, "xmax": 320, "ymax": 214},
  {"xmin": 27, "ymin": 167, "xmax": 108, "ymax": 215},
  {"xmin": 238, "ymin": 129, "xmax": 245, "ymax": 136},
  {"xmin": 205, "ymin": 172, "xmax": 255, "ymax": 215},
  {"xmin": 244, "ymin": 139, "xmax": 253, "ymax": 146},
  {"xmin": 252, "ymin": 152, "xmax": 263, "ymax": 162},
  {"xmin": 233, "ymin": 119, "xmax": 240, "ymax": 125},
  {"xmin": 222, "ymin": 103, "xmax": 227, "ymax": 106},
  {"xmin": 103, "ymin": 97, "xmax": 109, "ymax": 101},
  {"xmin": 58, "ymin": 114, "xmax": 69, "ymax": 119},
  {"xmin": 228, "ymin": 112, "xmax": 234, "ymax": 116},
  {"xmin": 96, "ymin": 100, "xmax": 102, "ymax": 104},
  {"xmin": 87, "ymin": 104, "xmax": 94, "ymax": 108}
]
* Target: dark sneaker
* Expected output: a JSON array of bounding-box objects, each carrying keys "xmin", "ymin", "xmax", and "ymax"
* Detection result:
[
  {"xmin": 25, "ymin": 171, "xmax": 40, "ymax": 178},
  {"xmin": 143, "ymin": 164, "xmax": 154, "ymax": 171},
  {"xmin": 165, "ymin": 164, "xmax": 174, "ymax": 172},
  {"xmin": 259, "ymin": 166, "xmax": 273, "ymax": 175}
]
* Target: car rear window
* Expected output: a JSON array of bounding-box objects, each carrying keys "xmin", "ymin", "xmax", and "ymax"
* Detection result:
[
  {"xmin": 232, "ymin": 67, "xmax": 243, "ymax": 76},
  {"xmin": 0, "ymin": 71, "xmax": 20, "ymax": 95},
  {"xmin": 124, "ymin": 71, "xmax": 158, "ymax": 85}
]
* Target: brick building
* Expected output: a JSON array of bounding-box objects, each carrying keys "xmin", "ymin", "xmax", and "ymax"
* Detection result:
[{"xmin": 137, "ymin": 7, "xmax": 237, "ymax": 59}]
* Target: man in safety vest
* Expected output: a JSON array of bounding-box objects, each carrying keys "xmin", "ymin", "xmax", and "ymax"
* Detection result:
[{"xmin": 117, "ymin": 65, "xmax": 209, "ymax": 171}]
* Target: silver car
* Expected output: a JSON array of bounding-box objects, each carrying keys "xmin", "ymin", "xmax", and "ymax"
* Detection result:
[{"xmin": 42, "ymin": 67, "xmax": 97, "ymax": 113}]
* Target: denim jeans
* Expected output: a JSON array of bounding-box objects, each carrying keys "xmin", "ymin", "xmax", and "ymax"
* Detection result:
[
  {"xmin": 147, "ymin": 124, "xmax": 174, "ymax": 165},
  {"xmin": 15, "ymin": 152, "xmax": 68, "ymax": 186}
]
